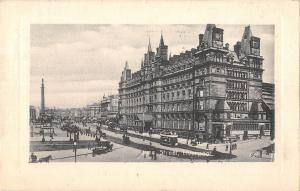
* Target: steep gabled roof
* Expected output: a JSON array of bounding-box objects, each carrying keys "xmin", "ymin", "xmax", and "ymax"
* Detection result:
[
  {"xmin": 250, "ymin": 101, "xmax": 264, "ymax": 113},
  {"xmin": 215, "ymin": 100, "xmax": 231, "ymax": 111}
]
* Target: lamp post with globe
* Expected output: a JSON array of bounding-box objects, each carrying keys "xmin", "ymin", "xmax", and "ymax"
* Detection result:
[{"xmin": 73, "ymin": 141, "xmax": 77, "ymax": 162}]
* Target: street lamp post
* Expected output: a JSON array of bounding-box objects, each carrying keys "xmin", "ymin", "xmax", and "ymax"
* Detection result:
[
  {"xmin": 229, "ymin": 139, "xmax": 232, "ymax": 156},
  {"xmin": 42, "ymin": 129, "xmax": 45, "ymax": 142},
  {"xmin": 74, "ymin": 141, "xmax": 77, "ymax": 163},
  {"xmin": 31, "ymin": 120, "xmax": 34, "ymax": 137}
]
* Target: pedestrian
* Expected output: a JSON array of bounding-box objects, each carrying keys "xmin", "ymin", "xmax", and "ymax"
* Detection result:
[
  {"xmin": 225, "ymin": 145, "xmax": 228, "ymax": 151},
  {"xmin": 88, "ymin": 142, "xmax": 91, "ymax": 150},
  {"xmin": 206, "ymin": 143, "xmax": 209, "ymax": 150}
]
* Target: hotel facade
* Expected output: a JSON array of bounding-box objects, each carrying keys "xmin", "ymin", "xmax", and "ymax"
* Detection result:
[{"xmin": 118, "ymin": 24, "xmax": 273, "ymax": 140}]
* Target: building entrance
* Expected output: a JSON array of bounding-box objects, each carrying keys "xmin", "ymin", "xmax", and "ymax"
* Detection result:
[{"xmin": 212, "ymin": 124, "xmax": 224, "ymax": 140}]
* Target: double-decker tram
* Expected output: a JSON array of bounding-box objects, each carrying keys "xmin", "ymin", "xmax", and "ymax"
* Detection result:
[{"xmin": 160, "ymin": 131, "xmax": 178, "ymax": 147}]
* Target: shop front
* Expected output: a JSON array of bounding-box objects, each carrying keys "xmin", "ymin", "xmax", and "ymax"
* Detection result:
[{"xmin": 137, "ymin": 114, "xmax": 153, "ymax": 133}]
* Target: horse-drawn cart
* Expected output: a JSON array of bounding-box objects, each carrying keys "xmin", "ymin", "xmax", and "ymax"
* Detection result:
[{"xmin": 92, "ymin": 141, "xmax": 113, "ymax": 156}]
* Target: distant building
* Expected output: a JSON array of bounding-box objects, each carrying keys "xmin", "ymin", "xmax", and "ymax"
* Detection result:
[
  {"xmin": 30, "ymin": 106, "xmax": 36, "ymax": 121},
  {"xmin": 87, "ymin": 103, "xmax": 101, "ymax": 118},
  {"xmin": 100, "ymin": 94, "xmax": 119, "ymax": 121},
  {"xmin": 119, "ymin": 24, "xmax": 273, "ymax": 140}
]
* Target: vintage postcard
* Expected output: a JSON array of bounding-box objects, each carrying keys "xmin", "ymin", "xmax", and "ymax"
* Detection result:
[
  {"xmin": 29, "ymin": 24, "xmax": 275, "ymax": 163},
  {"xmin": 0, "ymin": 1, "xmax": 299, "ymax": 191}
]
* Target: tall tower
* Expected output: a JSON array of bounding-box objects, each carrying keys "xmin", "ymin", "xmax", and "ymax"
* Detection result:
[
  {"xmin": 144, "ymin": 37, "xmax": 155, "ymax": 66},
  {"xmin": 41, "ymin": 78, "xmax": 45, "ymax": 114},
  {"xmin": 155, "ymin": 33, "xmax": 168, "ymax": 61}
]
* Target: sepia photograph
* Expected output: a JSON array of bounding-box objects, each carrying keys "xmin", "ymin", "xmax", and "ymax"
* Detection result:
[
  {"xmin": 29, "ymin": 24, "xmax": 275, "ymax": 162},
  {"xmin": 0, "ymin": 1, "xmax": 299, "ymax": 191}
]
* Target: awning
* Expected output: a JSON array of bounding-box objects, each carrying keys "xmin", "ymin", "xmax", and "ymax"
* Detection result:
[{"xmin": 136, "ymin": 114, "xmax": 153, "ymax": 121}]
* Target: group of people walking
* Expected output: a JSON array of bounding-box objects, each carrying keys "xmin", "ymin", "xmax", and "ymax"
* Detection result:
[
  {"xmin": 142, "ymin": 150, "xmax": 157, "ymax": 160},
  {"xmin": 225, "ymin": 143, "xmax": 238, "ymax": 151}
]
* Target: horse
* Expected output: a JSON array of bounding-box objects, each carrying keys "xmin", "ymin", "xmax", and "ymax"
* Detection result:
[{"xmin": 38, "ymin": 155, "xmax": 52, "ymax": 163}]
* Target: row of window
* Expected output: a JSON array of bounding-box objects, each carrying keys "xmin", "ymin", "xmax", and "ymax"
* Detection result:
[
  {"xmin": 195, "ymin": 67, "xmax": 210, "ymax": 76},
  {"xmin": 227, "ymin": 102, "xmax": 248, "ymax": 111},
  {"xmin": 163, "ymin": 81, "xmax": 192, "ymax": 90},
  {"xmin": 252, "ymin": 113, "xmax": 267, "ymax": 120},
  {"xmin": 124, "ymin": 88, "xmax": 205, "ymax": 106},
  {"xmin": 163, "ymin": 73, "xmax": 193, "ymax": 85},
  {"xmin": 163, "ymin": 89, "xmax": 189, "ymax": 101},
  {"xmin": 232, "ymin": 124, "xmax": 259, "ymax": 131},
  {"xmin": 250, "ymin": 71, "xmax": 262, "ymax": 79},
  {"xmin": 227, "ymin": 70, "xmax": 248, "ymax": 79},
  {"xmin": 161, "ymin": 100, "xmax": 204, "ymax": 112},
  {"xmin": 227, "ymin": 80, "xmax": 247, "ymax": 90},
  {"xmin": 226, "ymin": 91, "xmax": 248, "ymax": 100},
  {"xmin": 249, "ymin": 58, "xmax": 262, "ymax": 69}
]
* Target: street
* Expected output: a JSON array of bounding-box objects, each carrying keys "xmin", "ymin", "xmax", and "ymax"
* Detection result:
[{"xmin": 30, "ymin": 122, "xmax": 274, "ymax": 162}]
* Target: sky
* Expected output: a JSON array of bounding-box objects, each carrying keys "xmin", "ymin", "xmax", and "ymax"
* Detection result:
[{"xmin": 30, "ymin": 24, "xmax": 274, "ymax": 108}]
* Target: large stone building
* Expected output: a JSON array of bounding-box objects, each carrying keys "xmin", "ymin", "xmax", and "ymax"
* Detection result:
[{"xmin": 119, "ymin": 24, "xmax": 273, "ymax": 140}]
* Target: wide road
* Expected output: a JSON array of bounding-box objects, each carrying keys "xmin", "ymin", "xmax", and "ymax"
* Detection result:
[{"xmin": 30, "ymin": 122, "xmax": 273, "ymax": 162}]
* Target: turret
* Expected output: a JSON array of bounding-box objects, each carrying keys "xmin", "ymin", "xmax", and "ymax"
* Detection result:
[
  {"xmin": 234, "ymin": 41, "xmax": 242, "ymax": 57},
  {"xmin": 240, "ymin": 25, "xmax": 261, "ymax": 56},
  {"xmin": 121, "ymin": 61, "xmax": 131, "ymax": 81},
  {"xmin": 144, "ymin": 37, "xmax": 155, "ymax": 65},
  {"xmin": 155, "ymin": 32, "xmax": 168, "ymax": 61},
  {"xmin": 201, "ymin": 24, "xmax": 223, "ymax": 48},
  {"xmin": 197, "ymin": 33, "xmax": 204, "ymax": 49}
]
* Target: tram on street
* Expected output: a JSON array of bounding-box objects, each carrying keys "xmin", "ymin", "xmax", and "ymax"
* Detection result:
[{"xmin": 160, "ymin": 131, "xmax": 178, "ymax": 147}]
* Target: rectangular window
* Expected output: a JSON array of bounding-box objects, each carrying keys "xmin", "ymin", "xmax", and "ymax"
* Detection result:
[
  {"xmin": 199, "ymin": 101, "xmax": 204, "ymax": 110},
  {"xmin": 199, "ymin": 90, "xmax": 204, "ymax": 97},
  {"xmin": 263, "ymin": 114, "xmax": 266, "ymax": 120}
]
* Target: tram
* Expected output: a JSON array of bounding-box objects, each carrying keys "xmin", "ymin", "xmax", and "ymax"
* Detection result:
[{"xmin": 160, "ymin": 131, "xmax": 178, "ymax": 147}]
